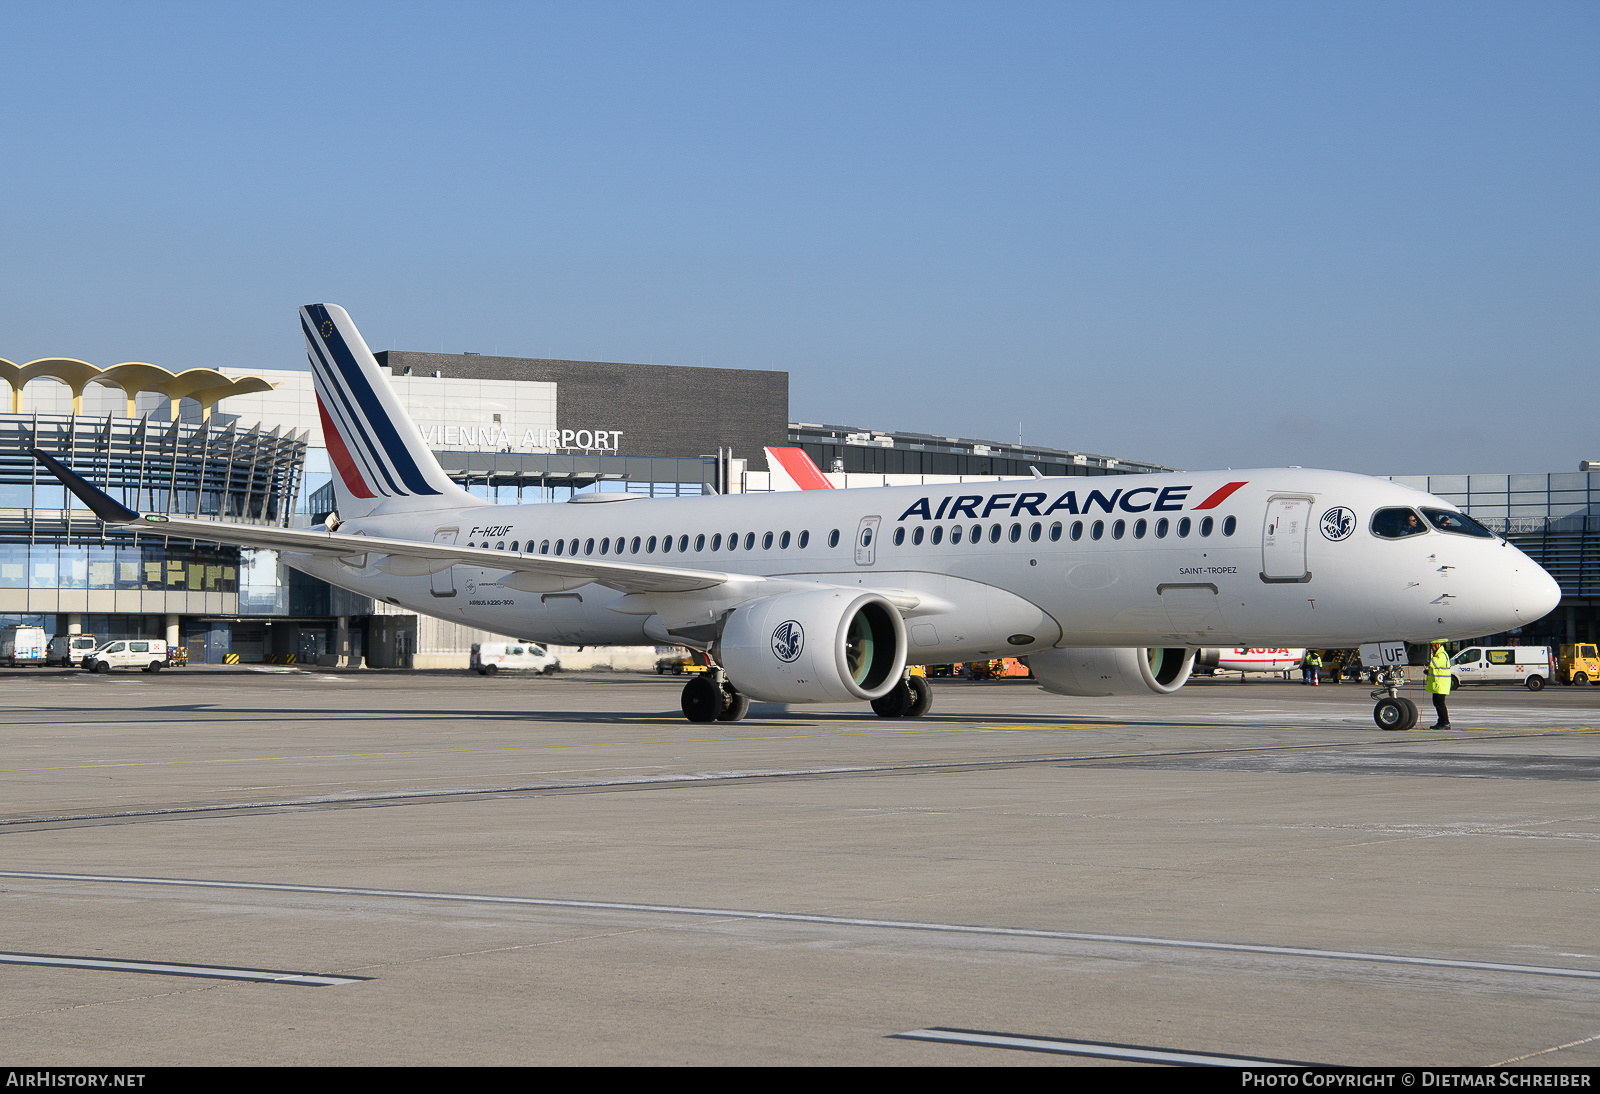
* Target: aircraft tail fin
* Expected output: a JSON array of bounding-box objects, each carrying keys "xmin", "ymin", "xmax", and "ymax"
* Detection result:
[
  {"xmin": 300, "ymin": 304, "xmax": 475, "ymax": 519},
  {"xmin": 764, "ymin": 446, "xmax": 834, "ymax": 491}
]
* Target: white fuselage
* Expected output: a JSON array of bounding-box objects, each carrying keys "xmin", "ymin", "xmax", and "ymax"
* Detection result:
[{"xmin": 288, "ymin": 468, "xmax": 1558, "ymax": 657}]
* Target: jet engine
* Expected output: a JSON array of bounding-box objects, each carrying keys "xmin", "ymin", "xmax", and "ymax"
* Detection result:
[
  {"xmin": 719, "ymin": 589, "xmax": 907, "ymax": 704},
  {"xmin": 1027, "ymin": 647, "xmax": 1196, "ymax": 697}
]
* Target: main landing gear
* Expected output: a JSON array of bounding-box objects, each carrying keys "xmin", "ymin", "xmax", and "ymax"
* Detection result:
[
  {"xmin": 681, "ymin": 668, "xmax": 750, "ymax": 724},
  {"xmin": 1370, "ymin": 667, "xmax": 1418, "ymax": 731},
  {"xmin": 871, "ymin": 673, "xmax": 933, "ymax": 719}
]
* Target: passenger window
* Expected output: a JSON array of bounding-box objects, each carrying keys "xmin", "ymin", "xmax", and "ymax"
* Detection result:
[
  {"xmin": 1049, "ymin": 522, "xmax": 1061, "ymax": 542},
  {"xmin": 1030, "ymin": 522, "xmax": 1041, "ymax": 542},
  {"xmin": 662, "ymin": 535, "xmax": 673, "ymax": 554},
  {"xmin": 679, "ymin": 535, "xmax": 689, "ymax": 552},
  {"xmin": 763, "ymin": 532, "xmax": 774, "ymax": 549},
  {"xmin": 967, "ymin": 524, "xmax": 979, "ymax": 544},
  {"xmin": 828, "ymin": 529, "xmax": 840, "ymax": 548},
  {"xmin": 745, "ymin": 532, "xmax": 755, "ymax": 550},
  {"xmin": 1091, "ymin": 520, "xmax": 1104, "ymax": 540},
  {"xmin": 893, "ymin": 527, "xmax": 906, "ymax": 546},
  {"xmin": 798, "ymin": 530, "xmax": 810, "ymax": 548},
  {"xmin": 646, "ymin": 536, "xmax": 657, "ymax": 553},
  {"xmin": 599, "ymin": 539, "xmax": 610, "ymax": 555},
  {"xmin": 569, "ymin": 539, "xmax": 579, "ymax": 555},
  {"xmin": 912, "ymin": 526, "xmax": 924, "ymax": 545},
  {"xmin": 584, "ymin": 538, "xmax": 595, "ymax": 555},
  {"xmin": 1371, "ymin": 508, "xmax": 1428, "ymax": 539},
  {"xmin": 497, "ymin": 542, "xmax": 505, "ymax": 550},
  {"xmin": 540, "ymin": 540, "xmax": 550, "ymax": 554},
  {"xmin": 1009, "ymin": 523, "xmax": 1022, "ymax": 542},
  {"xmin": 695, "ymin": 534, "xmax": 705, "ymax": 552},
  {"xmin": 1155, "ymin": 518, "xmax": 1168, "ymax": 538},
  {"xmin": 951, "ymin": 525, "xmax": 962, "ymax": 544},
  {"xmin": 711, "ymin": 533, "xmax": 722, "ymax": 551},
  {"xmin": 930, "ymin": 526, "xmax": 943, "ymax": 545},
  {"xmin": 1223, "ymin": 516, "xmax": 1236, "ymax": 536},
  {"xmin": 1421, "ymin": 508, "xmax": 1495, "ymax": 538},
  {"xmin": 1457, "ymin": 649, "xmax": 1481, "ymax": 663},
  {"xmin": 1177, "ymin": 517, "xmax": 1190, "ymax": 538},
  {"xmin": 1072, "ymin": 521, "xmax": 1083, "ymax": 541},
  {"xmin": 631, "ymin": 536, "xmax": 642, "ymax": 553},
  {"xmin": 555, "ymin": 540, "xmax": 565, "ymax": 556},
  {"xmin": 780, "ymin": 531, "xmax": 791, "ymax": 549},
  {"xmin": 727, "ymin": 533, "xmax": 738, "ymax": 551},
  {"xmin": 511, "ymin": 541, "xmax": 519, "ymax": 552},
  {"xmin": 1112, "ymin": 519, "xmax": 1126, "ymax": 540},
  {"xmin": 1200, "ymin": 516, "xmax": 1214, "ymax": 537},
  {"xmin": 1133, "ymin": 519, "xmax": 1147, "ymax": 539}
]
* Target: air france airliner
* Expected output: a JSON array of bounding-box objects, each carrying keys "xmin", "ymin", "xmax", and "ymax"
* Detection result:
[{"xmin": 33, "ymin": 304, "xmax": 1561, "ymax": 728}]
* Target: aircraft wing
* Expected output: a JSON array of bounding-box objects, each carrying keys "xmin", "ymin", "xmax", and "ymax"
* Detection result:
[{"xmin": 30, "ymin": 448, "xmax": 734, "ymax": 595}]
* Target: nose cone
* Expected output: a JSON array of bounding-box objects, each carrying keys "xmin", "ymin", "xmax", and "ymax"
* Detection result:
[{"xmin": 1512, "ymin": 559, "xmax": 1562, "ymax": 623}]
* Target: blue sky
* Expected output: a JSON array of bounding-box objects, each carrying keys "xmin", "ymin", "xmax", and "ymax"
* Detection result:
[{"xmin": 2, "ymin": 1, "xmax": 1595, "ymax": 474}]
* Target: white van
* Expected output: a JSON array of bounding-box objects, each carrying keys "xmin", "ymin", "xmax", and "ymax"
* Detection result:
[
  {"xmin": 470, "ymin": 642, "xmax": 560, "ymax": 676},
  {"xmin": 83, "ymin": 639, "xmax": 171, "ymax": 674},
  {"xmin": 1, "ymin": 625, "xmax": 49, "ymax": 667},
  {"xmin": 1450, "ymin": 646, "xmax": 1553, "ymax": 691},
  {"xmin": 47, "ymin": 634, "xmax": 100, "ymax": 668}
]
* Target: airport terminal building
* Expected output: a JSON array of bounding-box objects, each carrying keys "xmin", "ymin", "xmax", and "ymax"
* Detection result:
[{"xmin": 1, "ymin": 346, "xmax": 1592, "ymax": 665}]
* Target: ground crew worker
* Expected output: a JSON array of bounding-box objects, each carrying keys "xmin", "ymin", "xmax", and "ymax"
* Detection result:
[
  {"xmin": 1425, "ymin": 642, "xmax": 1452, "ymax": 729},
  {"xmin": 1306, "ymin": 650, "xmax": 1323, "ymax": 686}
]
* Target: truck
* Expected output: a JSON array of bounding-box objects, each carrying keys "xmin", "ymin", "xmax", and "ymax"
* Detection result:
[
  {"xmin": 1, "ymin": 624, "xmax": 49, "ymax": 667},
  {"xmin": 1448, "ymin": 646, "xmax": 1554, "ymax": 691},
  {"xmin": 46, "ymin": 633, "xmax": 100, "ymax": 668},
  {"xmin": 82, "ymin": 639, "xmax": 171, "ymax": 674},
  {"xmin": 1556, "ymin": 644, "xmax": 1599, "ymax": 686}
]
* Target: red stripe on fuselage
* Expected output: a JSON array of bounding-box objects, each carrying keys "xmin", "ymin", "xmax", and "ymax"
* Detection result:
[
  {"xmin": 317, "ymin": 397, "xmax": 377, "ymax": 499},
  {"xmin": 1193, "ymin": 481, "xmax": 1248, "ymax": 509}
]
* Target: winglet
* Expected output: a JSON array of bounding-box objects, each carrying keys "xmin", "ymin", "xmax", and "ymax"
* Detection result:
[{"xmin": 28, "ymin": 448, "xmax": 141, "ymax": 523}]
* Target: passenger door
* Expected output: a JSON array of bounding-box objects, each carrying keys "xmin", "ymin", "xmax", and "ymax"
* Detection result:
[
  {"xmin": 1261, "ymin": 496, "xmax": 1312, "ymax": 583},
  {"xmin": 431, "ymin": 527, "xmax": 459, "ymax": 598}
]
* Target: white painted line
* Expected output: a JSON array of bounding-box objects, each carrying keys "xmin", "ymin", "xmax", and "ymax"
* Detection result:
[
  {"xmin": 895, "ymin": 1027, "xmax": 1316, "ymax": 1066},
  {"xmin": 0, "ymin": 950, "xmax": 364, "ymax": 985},
  {"xmin": 7, "ymin": 871, "xmax": 1599, "ymax": 984}
]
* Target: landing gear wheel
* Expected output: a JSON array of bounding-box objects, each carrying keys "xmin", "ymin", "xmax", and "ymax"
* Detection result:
[
  {"xmin": 1375, "ymin": 698, "xmax": 1411, "ymax": 731},
  {"xmin": 682, "ymin": 674, "xmax": 725, "ymax": 723},
  {"xmin": 1397, "ymin": 697, "xmax": 1419, "ymax": 729},
  {"xmin": 717, "ymin": 688, "xmax": 750, "ymax": 722},
  {"xmin": 871, "ymin": 681, "xmax": 913, "ymax": 718},
  {"xmin": 905, "ymin": 675, "xmax": 933, "ymax": 718}
]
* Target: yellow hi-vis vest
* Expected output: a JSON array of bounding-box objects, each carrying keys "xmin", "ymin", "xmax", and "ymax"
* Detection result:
[{"xmin": 1426, "ymin": 647, "xmax": 1452, "ymax": 694}]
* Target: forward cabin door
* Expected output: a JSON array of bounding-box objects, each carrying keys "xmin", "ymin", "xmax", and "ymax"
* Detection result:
[
  {"xmin": 1261, "ymin": 496, "xmax": 1312, "ymax": 583},
  {"xmin": 855, "ymin": 516, "xmax": 881, "ymax": 566},
  {"xmin": 431, "ymin": 527, "xmax": 459, "ymax": 597}
]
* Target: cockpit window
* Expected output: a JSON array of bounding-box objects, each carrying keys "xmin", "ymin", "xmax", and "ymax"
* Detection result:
[
  {"xmin": 1421, "ymin": 507, "xmax": 1496, "ymax": 538},
  {"xmin": 1371, "ymin": 507, "xmax": 1429, "ymax": 539}
]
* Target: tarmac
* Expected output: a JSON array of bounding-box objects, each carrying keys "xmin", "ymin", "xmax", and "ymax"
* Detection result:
[{"xmin": 1, "ymin": 668, "xmax": 1597, "ymax": 1066}]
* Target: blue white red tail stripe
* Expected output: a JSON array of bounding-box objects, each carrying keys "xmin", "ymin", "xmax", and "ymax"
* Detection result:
[{"xmin": 299, "ymin": 304, "xmax": 473, "ymax": 518}]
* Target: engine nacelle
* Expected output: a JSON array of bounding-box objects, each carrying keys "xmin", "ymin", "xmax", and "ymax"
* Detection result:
[
  {"xmin": 719, "ymin": 589, "xmax": 907, "ymax": 704},
  {"xmin": 1028, "ymin": 647, "xmax": 1196, "ymax": 697}
]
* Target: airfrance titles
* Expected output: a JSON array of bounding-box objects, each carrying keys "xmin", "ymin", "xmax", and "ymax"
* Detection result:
[{"xmin": 895, "ymin": 482, "xmax": 1248, "ymax": 523}]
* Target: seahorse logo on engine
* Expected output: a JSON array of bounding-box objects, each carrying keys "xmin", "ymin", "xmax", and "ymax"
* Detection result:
[{"xmin": 771, "ymin": 620, "xmax": 804, "ymax": 663}]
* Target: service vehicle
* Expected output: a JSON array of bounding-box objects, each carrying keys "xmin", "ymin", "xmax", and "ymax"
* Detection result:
[
  {"xmin": 1557, "ymin": 644, "xmax": 1599, "ymax": 685},
  {"xmin": 1449, "ymin": 645, "xmax": 1553, "ymax": 690},
  {"xmin": 82, "ymin": 639, "xmax": 171, "ymax": 674},
  {"xmin": 655, "ymin": 650, "xmax": 709, "ymax": 675},
  {"xmin": 46, "ymin": 633, "xmax": 100, "ymax": 667},
  {"xmin": 1, "ymin": 624, "xmax": 48, "ymax": 667},
  {"xmin": 470, "ymin": 641, "xmax": 559, "ymax": 676}
]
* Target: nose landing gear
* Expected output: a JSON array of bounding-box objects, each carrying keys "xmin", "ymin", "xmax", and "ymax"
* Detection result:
[{"xmin": 1370, "ymin": 668, "xmax": 1418, "ymax": 731}]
